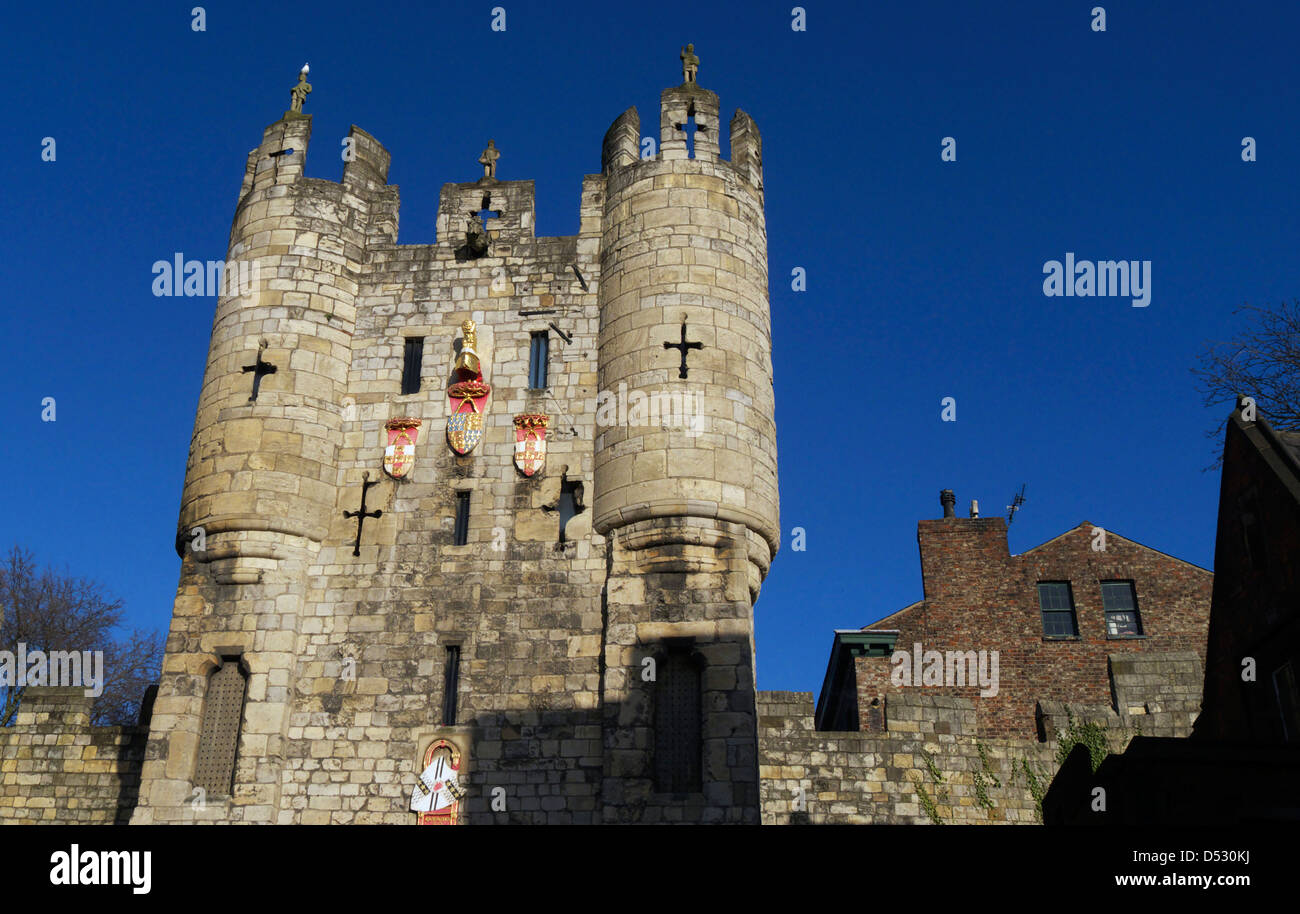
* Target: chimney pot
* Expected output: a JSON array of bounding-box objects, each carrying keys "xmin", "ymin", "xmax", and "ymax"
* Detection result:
[
  {"xmin": 940, "ymin": 489, "xmax": 956, "ymax": 518},
  {"xmin": 970, "ymin": 499, "xmax": 980, "ymax": 518}
]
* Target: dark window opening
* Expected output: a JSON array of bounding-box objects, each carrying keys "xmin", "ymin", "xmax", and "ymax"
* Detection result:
[
  {"xmin": 194, "ymin": 657, "xmax": 248, "ymax": 798},
  {"xmin": 678, "ymin": 104, "xmax": 698, "ymax": 159},
  {"xmin": 442, "ymin": 645, "xmax": 461, "ymax": 726},
  {"xmin": 453, "ymin": 491, "xmax": 471, "ymax": 546},
  {"xmin": 401, "ymin": 337, "xmax": 424, "ymax": 395},
  {"xmin": 654, "ymin": 648, "xmax": 703, "ymax": 793},
  {"xmin": 558, "ymin": 478, "xmax": 581, "ymax": 544},
  {"xmin": 1037, "ymin": 581, "xmax": 1078, "ymax": 638},
  {"xmin": 529, "ymin": 332, "xmax": 549, "ymax": 389},
  {"xmin": 473, "ymin": 193, "xmax": 500, "ymax": 231},
  {"xmin": 1101, "ymin": 580, "xmax": 1143, "ymax": 636}
]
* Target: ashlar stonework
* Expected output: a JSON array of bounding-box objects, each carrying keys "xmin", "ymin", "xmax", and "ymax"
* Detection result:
[{"xmin": 118, "ymin": 61, "xmax": 777, "ymax": 825}]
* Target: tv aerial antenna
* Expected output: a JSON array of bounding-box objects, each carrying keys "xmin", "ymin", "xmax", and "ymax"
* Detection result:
[{"xmin": 1006, "ymin": 484, "xmax": 1027, "ymax": 525}]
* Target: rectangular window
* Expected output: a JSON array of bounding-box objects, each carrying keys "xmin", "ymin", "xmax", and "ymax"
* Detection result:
[
  {"xmin": 401, "ymin": 337, "xmax": 424, "ymax": 395},
  {"xmin": 1038, "ymin": 582, "xmax": 1078, "ymax": 638},
  {"xmin": 1101, "ymin": 581, "xmax": 1143, "ymax": 636},
  {"xmin": 442, "ymin": 645, "xmax": 461, "ymax": 726},
  {"xmin": 528, "ymin": 332, "xmax": 549, "ymax": 390},
  {"xmin": 453, "ymin": 491, "xmax": 471, "ymax": 546}
]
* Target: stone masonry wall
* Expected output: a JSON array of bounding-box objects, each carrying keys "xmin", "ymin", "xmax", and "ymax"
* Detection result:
[
  {"xmin": 136, "ymin": 169, "xmax": 609, "ymax": 823},
  {"xmin": 761, "ymin": 690, "xmax": 1089, "ymax": 825},
  {"xmin": 135, "ymin": 71, "xmax": 775, "ymax": 824},
  {"xmin": 1036, "ymin": 650, "xmax": 1204, "ymax": 742},
  {"xmin": 0, "ymin": 688, "xmax": 146, "ymax": 824}
]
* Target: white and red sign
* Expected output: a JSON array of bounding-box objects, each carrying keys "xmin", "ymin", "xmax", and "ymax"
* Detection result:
[{"xmin": 512, "ymin": 413, "xmax": 549, "ymax": 476}]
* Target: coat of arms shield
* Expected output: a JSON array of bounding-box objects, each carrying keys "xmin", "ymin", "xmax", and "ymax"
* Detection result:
[
  {"xmin": 383, "ymin": 417, "xmax": 421, "ymax": 479},
  {"xmin": 447, "ymin": 380, "xmax": 491, "ymax": 455},
  {"xmin": 512, "ymin": 413, "xmax": 549, "ymax": 476},
  {"xmin": 446, "ymin": 318, "xmax": 490, "ymax": 456}
]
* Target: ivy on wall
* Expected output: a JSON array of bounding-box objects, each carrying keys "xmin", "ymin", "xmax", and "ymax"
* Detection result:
[{"xmin": 913, "ymin": 747, "xmax": 949, "ymax": 825}]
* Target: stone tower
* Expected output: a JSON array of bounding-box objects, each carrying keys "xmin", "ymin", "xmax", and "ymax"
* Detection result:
[
  {"xmin": 595, "ymin": 82, "xmax": 777, "ymax": 820},
  {"xmin": 132, "ymin": 56, "xmax": 776, "ymax": 824}
]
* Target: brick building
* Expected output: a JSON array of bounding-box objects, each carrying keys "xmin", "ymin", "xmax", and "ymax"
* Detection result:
[
  {"xmin": 1044, "ymin": 405, "xmax": 1300, "ymax": 825},
  {"xmin": 816, "ymin": 491, "xmax": 1214, "ymax": 740}
]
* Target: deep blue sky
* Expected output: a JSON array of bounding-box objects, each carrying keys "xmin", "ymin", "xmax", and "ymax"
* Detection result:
[{"xmin": 1, "ymin": 2, "xmax": 1296, "ymax": 695}]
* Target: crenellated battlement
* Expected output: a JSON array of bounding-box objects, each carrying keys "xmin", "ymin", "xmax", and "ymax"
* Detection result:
[
  {"xmin": 135, "ymin": 54, "xmax": 778, "ymax": 826},
  {"xmin": 593, "ymin": 75, "xmax": 777, "ymax": 584},
  {"xmin": 234, "ymin": 115, "xmax": 593, "ymax": 256},
  {"xmin": 600, "ymin": 86, "xmax": 763, "ymax": 192},
  {"xmin": 238, "ymin": 119, "xmax": 394, "ymax": 205},
  {"xmin": 228, "ymin": 73, "xmax": 762, "ymax": 263}
]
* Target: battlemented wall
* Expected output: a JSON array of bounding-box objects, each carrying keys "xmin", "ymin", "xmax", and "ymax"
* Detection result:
[
  {"xmin": 759, "ymin": 644, "xmax": 1209, "ymax": 824},
  {"xmin": 759, "ymin": 691, "xmax": 1056, "ymax": 824},
  {"xmin": 758, "ymin": 688, "xmax": 1193, "ymax": 825},
  {"xmin": 1037, "ymin": 651, "xmax": 1203, "ymax": 738},
  {"xmin": 128, "ymin": 67, "xmax": 775, "ymax": 824},
  {"xmin": 0, "ymin": 688, "xmax": 147, "ymax": 825}
]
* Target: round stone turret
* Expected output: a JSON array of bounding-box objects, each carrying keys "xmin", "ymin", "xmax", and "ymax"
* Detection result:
[
  {"xmin": 593, "ymin": 81, "xmax": 778, "ymax": 595},
  {"xmin": 176, "ymin": 114, "xmax": 394, "ymax": 584}
]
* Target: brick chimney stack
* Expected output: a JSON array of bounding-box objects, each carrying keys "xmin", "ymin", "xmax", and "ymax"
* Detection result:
[{"xmin": 918, "ymin": 492, "xmax": 1010, "ymax": 602}]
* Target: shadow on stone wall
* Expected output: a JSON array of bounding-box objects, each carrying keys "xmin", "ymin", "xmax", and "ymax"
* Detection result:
[
  {"xmin": 0, "ymin": 685, "xmax": 154, "ymax": 825},
  {"xmin": 1044, "ymin": 736, "xmax": 1300, "ymax": 825},
  {"xmin": 454, "ymin": 632, "xmax": 760, "ymax": 825}
]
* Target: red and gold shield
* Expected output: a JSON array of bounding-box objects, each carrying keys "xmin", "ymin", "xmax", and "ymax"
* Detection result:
[
  {"xmin": 512, "ymin": 414, "xmax": 549, "ymax": 476},
  {"xmin": 447, "ymin": 380, "xmax": 491, "ymax": 455},
  {"xmin": 383, "ymin": 417, "xmax": 421, "ymax": 479}
]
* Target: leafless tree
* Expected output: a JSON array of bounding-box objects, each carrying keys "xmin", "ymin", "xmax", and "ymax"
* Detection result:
[
  {"xmin": 0, "ymin": 546, "xmax": 162, "ymax": 726},
  {"xmin": 1193, "ymin": 300, "xmax": 1300, "ymax": 465}
]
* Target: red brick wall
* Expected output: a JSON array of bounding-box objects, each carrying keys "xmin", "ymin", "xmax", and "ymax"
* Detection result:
[
  {"xmin": 853, "ymin": 655, "xmax": 892, "ymax": 732},
  {"xmin": 876, "ymin": 517, "xmax": 1212, "ymax": 739}
]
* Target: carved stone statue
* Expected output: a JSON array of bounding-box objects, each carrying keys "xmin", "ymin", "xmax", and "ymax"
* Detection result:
[
  {"xmin": 680, "ymin": 44, "xmax": 699, "ymax": 84},
  {"xmin": 465, "ymin": 213, "xmax": 488, "ymax": 257},
  {"xmin": 289, "ymin": 64, "xmax": 312, "ymax": 115},
  {"xmin": 478, "ymin": 140, "xmax": 500, "ymax": 180}
]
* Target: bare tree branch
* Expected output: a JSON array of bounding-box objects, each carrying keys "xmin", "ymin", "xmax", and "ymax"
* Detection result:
[
  {"xmin": 0, "ymin": 546, "xmax": 162, "ymax": 726},
  {"xmin": 1192, "ymin": 299, "xmax": 1300, "ymax": 467}
]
